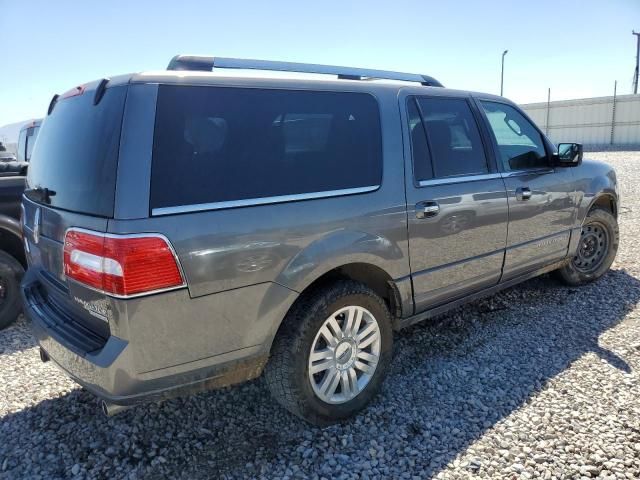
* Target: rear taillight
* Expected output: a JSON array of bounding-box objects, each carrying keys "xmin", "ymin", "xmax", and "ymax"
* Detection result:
[{"xmin": 63, "ymin": 229, "xmax": 184, "ymax": 297}]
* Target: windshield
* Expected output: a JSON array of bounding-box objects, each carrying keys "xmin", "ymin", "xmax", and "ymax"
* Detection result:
[{"xmin": 26, "ymin": 85, "xmax": 126, "ymax": 217}]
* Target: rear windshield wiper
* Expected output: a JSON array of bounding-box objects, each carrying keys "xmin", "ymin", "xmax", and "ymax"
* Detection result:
[{"xmin": 24, "ymin": 186, "xmax": 56, "ymax": 204}]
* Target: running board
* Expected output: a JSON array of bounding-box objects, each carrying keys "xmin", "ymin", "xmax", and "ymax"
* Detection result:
[{"xmin": 394, "ymin": 259, "xmax": 569, "ymax": 331}]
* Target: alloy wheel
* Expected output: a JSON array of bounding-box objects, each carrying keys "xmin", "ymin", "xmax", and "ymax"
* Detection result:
[{"xmin": 308, "ymin": 306, "xmax": 381, "ymax": 404}]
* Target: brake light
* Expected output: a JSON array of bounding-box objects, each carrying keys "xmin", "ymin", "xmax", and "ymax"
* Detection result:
[{"xmin": 63, "ymin": 229, "xmax": 184, "ymax": 297}]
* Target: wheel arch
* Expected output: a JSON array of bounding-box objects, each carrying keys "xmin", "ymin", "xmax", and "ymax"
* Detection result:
[
  {"xmin": 587, "ymin": 192, "xmax": 617, "ymax": 218},
  {"xmin": 0, "ymin": 216, "xmax": 25, "ymax": 269},
  {"xmin": 299, "ymin": 262, "xmax": 400, "ymax": 313},
  {"xmin": 264, "ymin": 261, "xmax": 403, "ymax": 355}
]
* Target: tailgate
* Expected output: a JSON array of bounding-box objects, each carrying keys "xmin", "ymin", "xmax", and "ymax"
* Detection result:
[
  {"xmin": 21, "ymin": 80, "xmax": 128, "ymax": 348},
  {"xmin": 22, "ymin": 197, "xmax": 112, "ymax": 345}
]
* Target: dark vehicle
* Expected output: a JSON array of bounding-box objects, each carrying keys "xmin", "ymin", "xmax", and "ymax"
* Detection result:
[
  {"xmin": 0, "ymin": 176, "xmax": 27, "ymax": 328},
  {"xmin": 21, "ymin": 56, "xmax": 619, "ymax": 424},
  {"xmin": 17, "ymin": 119, "xmax": 41, "ymax": 163},
  {"xmin": 0, "ymin": 151, "xmax": 28, "ymax": 177}
]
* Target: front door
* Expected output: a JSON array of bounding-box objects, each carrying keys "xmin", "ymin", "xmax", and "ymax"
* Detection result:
[
  {"xmin": 403, "ymin": 94, "xmax": 509, "ymax": 312},
  {"xmin": 477, "ymin": 100, "xmax": 575, "ymax": 280}
]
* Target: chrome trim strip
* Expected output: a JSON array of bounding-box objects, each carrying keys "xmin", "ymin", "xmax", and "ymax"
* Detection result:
[
  {"xmin": 418, "ymin": 173, "xmax": 502, "ymax": 187},
  {"xmin": 151, "ymin": 185, "xmax": 380, "ymax": 216},
  {"xmin": 500, "ymin": 168, "xmax": 554, "ymax": 178}
]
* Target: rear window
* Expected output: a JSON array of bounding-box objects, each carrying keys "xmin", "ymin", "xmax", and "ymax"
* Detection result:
[
  {"xmin": 26, "ymin": 86, "xmax": 127, "ymax": 217},
  {"xmin": 150, "ymin": 86, "xmax": 382, "ymax": 211}
]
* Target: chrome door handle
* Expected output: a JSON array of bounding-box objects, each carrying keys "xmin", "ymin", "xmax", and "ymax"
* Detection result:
[
  {"xmin": 416, "ymin": 201, "xmax": 440, "ymax": 219},
  {"xmin": 516, "ymin": 187, "xmax": 532, "ymax": 201}
]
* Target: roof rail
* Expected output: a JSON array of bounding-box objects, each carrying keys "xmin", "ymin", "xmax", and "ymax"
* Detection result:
[{"xmin": 166, "ymin": 55, "xmax": 444, "ymax": 87}]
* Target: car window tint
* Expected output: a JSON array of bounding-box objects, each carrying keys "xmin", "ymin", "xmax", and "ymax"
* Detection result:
[
  {"xmin": 407, "ymin": 98, "xmax": 432, "ymax": 181},
  {"xmin": 17, "ymin": 129, "xmax": 26, "ymax": 163},
  {"xmin": 416, "ymin": 97, "xmax": 488, "ymax": 178},
  {"xmin": 275, "ymin": 113, "xmax": 332, "ymax": 154},
  {"xmin": 25, "ymin": 126, "xmax": 40, "ymax": 162},
  {"xmin": 480, "ymin": 101, "xmax": 548, "ymax": 170},
  {"xmin": 26, "ymin": 86, "xmax": 126, "ymax": 217},
  {"xmin": 151, "ymin": 86, "xmax": 382, "ymax": 209}
]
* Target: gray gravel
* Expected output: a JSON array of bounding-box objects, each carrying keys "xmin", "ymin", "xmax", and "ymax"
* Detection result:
[{"xmin": 2, "ymin": 151, "xmax": 640, "ymax": 479}]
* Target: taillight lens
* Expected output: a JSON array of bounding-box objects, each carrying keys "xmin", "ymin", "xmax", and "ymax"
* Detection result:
[{"xmin": 63, "ymin": 229, "xmax": 184, "ymax": 297}]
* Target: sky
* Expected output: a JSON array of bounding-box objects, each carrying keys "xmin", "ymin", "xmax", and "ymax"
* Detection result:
[{"xmin": 1, "ymin": 0, "xmax": 639, "ymax": 127}]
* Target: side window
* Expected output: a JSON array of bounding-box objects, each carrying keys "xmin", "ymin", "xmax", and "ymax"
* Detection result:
[
  {"xmin": 17, "ymin": 130, "xmax": 26, "ymax": 163},
  {"xmin": 151, "ymin": 86, "xmax": 382, "ymax": 209},
  {"xmin": 407, "ymin": 98, "xmax": 432, "ymax": 181},
  {"xmin": 415, "ymin": 97, "xmax": 488, "ymax": 179},
  {"xmin": 480, "ymin": 101, "xmax": 548, "ymax": 171},
  {"xmin": 25, "ymin": 126, "xmax": 40, "ymax": 162}
]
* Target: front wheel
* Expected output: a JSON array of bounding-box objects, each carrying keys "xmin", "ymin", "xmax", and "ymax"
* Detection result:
[
  {"xmin": 265, "ymin": 280, "xmax": 393, "ymax": 425},
  {"xmin": 556, "ymin": 208, "xmax": 619, "ymax": 286}
]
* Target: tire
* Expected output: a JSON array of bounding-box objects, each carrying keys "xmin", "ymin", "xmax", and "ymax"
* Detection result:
[
  {"xmin": 556, "ymin": 208, "xmax": 619, "ymax": 286},
  {"xmin": 0, "ymin": 250, "xmax": 24, "ymax": 329},
  {"xmin": 265, "ymin": 280, "xmax": 393, "ymax": 425}
]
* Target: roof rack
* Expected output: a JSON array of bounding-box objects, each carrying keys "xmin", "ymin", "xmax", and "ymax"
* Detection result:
[{"xmin": 166, "ymin": 55, "xmax": 444, "ymax": 87}]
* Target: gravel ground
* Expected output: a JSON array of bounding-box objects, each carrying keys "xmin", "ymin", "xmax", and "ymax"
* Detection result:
[{"xmin": 2, "ymin": 151, "xmax": 640, "ymax": 479}]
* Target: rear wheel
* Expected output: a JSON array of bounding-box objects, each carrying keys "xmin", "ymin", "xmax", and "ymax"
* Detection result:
[
  {"xmin": 265, "ymin": 280, "xmax": 393, "ymax": 425},
  {"xmin": 0, "ymin": 250, "xmax": 25, "ymax": 329},
  {"xmin": 556, "ymin": 208, "xmax": 619, "ymax": 286}
]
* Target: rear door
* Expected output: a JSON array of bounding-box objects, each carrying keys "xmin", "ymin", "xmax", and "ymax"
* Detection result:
[
  {"xmin": 402, "ymin": 93, "xmax": 509, "ymax": 312},
  {"xmin": 22, "ymin": 81, "xmax": 128, "ymax": 345},
  {"xmin": 476, "ymin": 99, "xmax": 575, "ymax": 279}
]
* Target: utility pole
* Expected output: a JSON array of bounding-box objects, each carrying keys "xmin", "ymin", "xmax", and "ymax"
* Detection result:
[
  {"xmin": 611, "ymin": 81, "xmax": 618, "ymax": 144},
  {"xmin": 545, "ymin": 88, "xmax": 551, "ymax": 136},
  {"xmin": 500, "ymin": 50, "xmax": 508, "ymax": 96},
  {"xmin": 633, "ymin": 31, "xmax": 640, "ymax": 94}
]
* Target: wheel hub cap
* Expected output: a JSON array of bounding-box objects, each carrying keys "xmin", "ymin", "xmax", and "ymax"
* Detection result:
[
  {"xmin": 335, "ymin": 340, "xmax": 356, "ymax": 369},
  {"xmin": 308, "ymin": 306, "xmax": 381, "ymax": 404}
]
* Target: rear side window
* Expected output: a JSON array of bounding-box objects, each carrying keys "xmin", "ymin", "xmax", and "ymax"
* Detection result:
[
  {"xmin": 150, "ymin": 86, "xmax": 382, "ymax": 210},
  {"xmin": 407, "ymin": 98, "xmax": 432, "ymax": 181},
  {"xmin": 412, "ymin": 97, "xmax": 488, "ymax": 179},
  {"xmin": 26, "ymin": 86, "xmax": 127, "ymax": 217}
]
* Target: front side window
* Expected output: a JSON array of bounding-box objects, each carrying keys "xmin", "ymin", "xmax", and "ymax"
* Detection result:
[
  {"xmin": 480, "ymin": 101, "xmax": 548, "ymax": 171},
  {"xmin": 151, "ymin": 86, "xmax": 382, "ymax": 210},
  {"xmin": 410, "ymin": 97, "xmax": 488, "ymax": 180}
]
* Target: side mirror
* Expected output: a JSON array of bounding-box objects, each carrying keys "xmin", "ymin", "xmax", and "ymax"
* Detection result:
[{"xmin": 554, "ymin": 143, "xmax": 583, "ymax": 167}]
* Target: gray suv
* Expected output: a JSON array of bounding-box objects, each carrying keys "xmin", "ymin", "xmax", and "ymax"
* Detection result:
[{"xmin": 21, "ymin": 55, "xmax": 619, "ymax": 425}]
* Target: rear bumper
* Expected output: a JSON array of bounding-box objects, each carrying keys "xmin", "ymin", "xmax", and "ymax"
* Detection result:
[{"xmin": 21, "ymin": 269, "xmax": 268, "ymax": 406}]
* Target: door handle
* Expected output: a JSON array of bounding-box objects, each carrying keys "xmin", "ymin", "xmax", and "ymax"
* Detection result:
[
  {"xmin": 416, "ymin": 201, "xmax": 440, "ymax": 219},
  {"xmin": 515, "ymin": 187, "xmax": 532, "ymax": 201}
]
